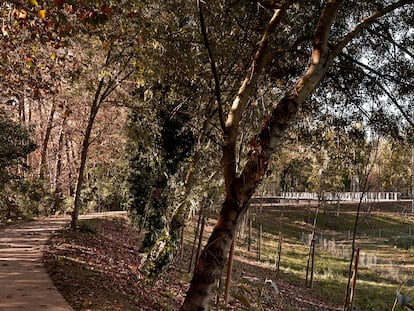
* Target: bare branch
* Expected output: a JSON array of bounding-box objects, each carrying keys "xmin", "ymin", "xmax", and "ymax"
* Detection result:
[
  {"xmin": 338, "ymin": 60, "xmax": 414, "ymax": 127},
  {"xmin": 375, "ymin": 83, "xmax": 414, "ymax": 128},
  {"xmin": 197, "ymin": 0, "xmax": 226, "ymax": 133},
  {"xmin": 366, "ymin": 26, "xmax": 414, "ymax": 59},
  {"xmin": 340, "ymin": 52, "xmax": 414, "ymax": 89},
  {"xmin": 332, "ymin": 0, "xmax": 413, "ymax": 57}
]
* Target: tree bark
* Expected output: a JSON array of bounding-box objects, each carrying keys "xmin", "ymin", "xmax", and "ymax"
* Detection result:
[
  {"xmin": 412, "ymin": 145, "xmax": 414, "ymax": 213},
  {"xmin": 71, "ymin": 79, "xmax": 104, "ymax": 229},
  {"xmin": 52, "ymin": 108, "xmax": 70, "ymax": 214},
  {"xmin": 39, "ymin": 101, "xmax": 57, "ymax": 180},
  {"xmin": 224, "ymin": 237, "xmax": 236, "ymax": 308},
  {"xmin": 65, "ymin": 138, "xmax": 76, "ymax": 197},
  {"xmin": 182, "ymin": 0, "xmax": 411, "ymax": 308},
  {"xmin": 181, "ymin": 2, "xmax": 341, "ymax": 310}
]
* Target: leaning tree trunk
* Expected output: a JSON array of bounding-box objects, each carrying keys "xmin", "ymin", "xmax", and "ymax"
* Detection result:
[
  {"xmin": 180, "ymin": 1, "xmax": 345, "ymax": 309},
  {"xmin": 180, "ymin": 0, "xmax": 408, "ymax": 308},
  {"xmin": 71, "ymin": 79, "xmax": 104, "ymax": 229}
]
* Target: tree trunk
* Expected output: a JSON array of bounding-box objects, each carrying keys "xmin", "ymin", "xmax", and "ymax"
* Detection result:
[
  {"xmin": 412, "ymin": 145, "xmax": 414, "ymax": 213},
  {"xmin": 224, "ymin": 237, "xmax": 236, "ymax": 308},
  {"xmin": 248, "ymin": 216, "xmax": 252, "ymax": 252},
  {"xmin": 181, "ymin": 199, "xmax": 244, "ymax": 311},
  {"xmin": 52, "ymin": 108, "xmax": 70, "ymax": 214},
  {"xmin": 18, "ymin": 93, "xmax": 25, "ymax": 124},
  {"xmin": 195, "ymin": 217, "xmax": 206, "ymax": 267},
  {"xmin": 258, "ymin": 223, "xmax": 262, "ymax": 261},
  {"xmin": 276, "ymin": 233, "xmax": 282, "ymax": 273},
  {"xmin": 39, "ymin": 100, "xmax": 57, "ymax": 180},
  {"xmin": 65, "ymin": 138, "xmax": 76, "ymax": 197},
  {"xmin": 349, "ymin": 248, "xmax": 360, "ymax": 307},
  {"xmin": 181, "ymin": 2, "xmax": 341, "ymax": 309},
  {"xmin": 71, "ymin": 79, "xmax": 104, "ymax": 229},
  {"xmin": 189, "ymin": 207, "xmax": 204, "ymax": 273},
  {"xmin": 183, "ymin": 0, "xmax": 409, "ymax": 307},
  {"xmin": 139, "ymin": 103, "xmax": 216, "ymax": 277}
]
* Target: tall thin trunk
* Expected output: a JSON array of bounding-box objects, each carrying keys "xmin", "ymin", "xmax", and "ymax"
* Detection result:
[
  {"xmin": 195, "ymin": 217, "xmax": 206, "ymax": 268},
  {"xmin": 258, "ymin": 223, "xmax": 262, "ymax": 261},
  {"xmin": 344, "ymin": 145, "xmax": 377, "ymax": 310},
  {"xmin": 310, "ymin": 240, "xmax": 316, "ymax": 288},
  {"xmin": 52, "ymin": 109, "xmax": 69, "ymax": 214},
  {"xmin": 65, "ymin": 138, "xmax": 75, "ymax": 197},
  {"xmin": 411, "ymin": 145, "xmax": 414, "ymax": 213},
  {"xmin": 224, "ymin": 237, "xmax": 236, "ymax": 308},
  {"xmin": 349, "ymin": 248, "xmax": 360, "ymax": 307},
  {"xmin": 18, "ymin": 93, "xmax": 25, "ymax": 124},
  {"xmin": 248, "ymin": 216, "xmax": 252, "ymax": 252},
  {"xmin": 71, "ymin": 79, "xmax": 104, "ymax": 229},
  {"xmin": 306, "ymin": 205, "xmax": 319, "ymax": 287},
  {"xmin": 189, "ymin": 207, "xmax": 204, "ymax": 273},
  {"xmin": 276, "ymin": 233, "xmax": 282, "ymax": 273},
  {"xmin": 39, "ymin": 101, "xmax": 57, "ymax": 180},
  {"xmin": 27, "ymin": 98, "xmax": 31, "ymax": 123},
  {"xmin": 276, "ymin": 204, "xmax": 284, "ymax": 273}
]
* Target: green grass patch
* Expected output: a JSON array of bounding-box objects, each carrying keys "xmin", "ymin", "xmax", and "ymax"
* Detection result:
[{"xmin": 240, "ymin": 201, "xmax": 414, "ymax": 309}]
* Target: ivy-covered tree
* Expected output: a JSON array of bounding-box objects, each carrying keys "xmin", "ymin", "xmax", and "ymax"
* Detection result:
[
  {"xmin": 0, "ymin": 112, "xmax": 36, "ymax": 219},
  {"xmin": 0, "ymin": 114, "xmax": 35, "ymax": 184},
  {"xmin": 126, "ymin": 87, "xmax": 195, "ymax": 276}
]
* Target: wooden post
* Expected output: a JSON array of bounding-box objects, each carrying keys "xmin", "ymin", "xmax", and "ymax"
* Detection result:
[
  {"xmin": 194, "ymin": 217, "xmax": 205, "ymax": 268},
  {"xmin": 224, "ymin": 237, "xmax": 236, "ymax": 308},
  {"xmin": 306, "ymin": 205, "xmax": 319, "ymax": 287},
  {"xmin": 276, "ymin": 233, "xmax": 283, "ymax": 273},
  {"xmin": 412, "ymin": 145, "xmax": 414, "ymax": 213},
  {"xmin": 179, "ymin": 226, "xmax": 185, "ymax": 259},
  {"xmin": 349, "ymin": 248, "xmax": 360, "ymax": 307},
  {"xmin": 248, "ymin": 217, "xmax": 252, "ymax": 252},
  {"xmin": 310, "ymin": 239, "xmax": 316, "ymax": 289},
  {"xmin": 305, "ymin": 240, "xmax": 311, "ymax": 287},
  {"xmin": 305, "ymin": 239, "xmax": 316, "ymax": 288},
  {"xmin": 188, "ymin": 211, "xmax": 203, "ymax": 272},
  {"xmin": 258, "ymin": 223, "xmax": 262, "ymax": 261},
  {"xmin": 215, "ymin": 277, "xmax": 223, "ymax": 307}
]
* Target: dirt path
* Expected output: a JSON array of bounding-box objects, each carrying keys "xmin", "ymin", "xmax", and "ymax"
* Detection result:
[{"xmin": 0, "ymin": 212, "xmax": 126, "ymax": 311}]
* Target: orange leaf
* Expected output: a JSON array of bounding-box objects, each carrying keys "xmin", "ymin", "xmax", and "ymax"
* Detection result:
[{"xmin": 38, "ymin": 9, "xmax": 46, "ymax": 19}]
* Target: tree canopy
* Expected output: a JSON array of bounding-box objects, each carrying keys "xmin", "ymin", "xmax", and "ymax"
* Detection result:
[{"xmin": 0, "ymin": 0, "xmax": 413, "ymax": 309}]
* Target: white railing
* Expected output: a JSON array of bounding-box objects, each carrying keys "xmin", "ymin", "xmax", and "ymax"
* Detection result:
[{"xmin": 277, "ymin": 192, "xmax": 401, "ymax": 202}]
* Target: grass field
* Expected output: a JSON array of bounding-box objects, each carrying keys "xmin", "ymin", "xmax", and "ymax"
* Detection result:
[{"xmin": 226, "ymin": 200, "xmax": 414, "ymax": 310}]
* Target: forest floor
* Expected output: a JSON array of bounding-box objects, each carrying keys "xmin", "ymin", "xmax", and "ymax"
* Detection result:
[{"xmin": 43, "ymin": 215, "xmax": 342, "ymax": 311}]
